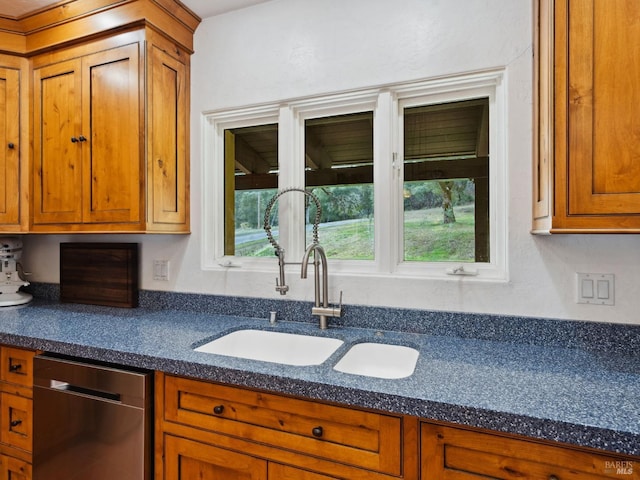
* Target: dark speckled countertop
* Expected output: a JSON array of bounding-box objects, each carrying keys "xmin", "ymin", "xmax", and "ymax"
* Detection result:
[{"xmin": 2, "ymin": 293, "xmax": 639, "ymax": 456}]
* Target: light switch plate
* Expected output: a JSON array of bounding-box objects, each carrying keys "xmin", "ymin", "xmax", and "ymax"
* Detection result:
[
  {"xmin": 576, "ymin": 273, "xmax": 614, "ymax": 305},
  {"xmin": 153, "ymin": 260, "xmax": 170, "ymax": 281}
]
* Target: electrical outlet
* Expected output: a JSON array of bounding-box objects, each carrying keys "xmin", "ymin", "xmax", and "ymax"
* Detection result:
[
  {"xmin": 153, "ymin": 260, "xmax": 170, "ymax": 281},
  {"xmin": 576, "ymin": 273, "xmax": 614, "ymax": 305}
]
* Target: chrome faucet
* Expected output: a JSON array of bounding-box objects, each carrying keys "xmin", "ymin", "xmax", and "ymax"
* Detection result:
[
  {"xmin": 301, "ymin": 242, "xmax": 342, "ymax": 329},
  {"xmin": 263, "ymin": 188, "xmax": 342, "ymax": 328}
]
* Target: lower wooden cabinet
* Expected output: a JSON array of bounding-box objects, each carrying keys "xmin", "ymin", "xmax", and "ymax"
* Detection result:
[
  {"xmin": 164, "ymin": 435, "xmax": 267, "ymax": 480},
  {"xmin": 421, "ymin": 422, "xmax": 639, "ymax": 479},
  {"xmin": 157, "ymin": 373, "xmax": 640, "ymax": 480},
  {"xmin": 0, "ymin": 347, "xmax": 34, "ymax": 480},
  {"xmin": 0, "ymin": 455, "xmax": 31, "ymax": 480},
  {"xmin": 156, "ymin": 373, "xmax": 419, "ymax": 480}
]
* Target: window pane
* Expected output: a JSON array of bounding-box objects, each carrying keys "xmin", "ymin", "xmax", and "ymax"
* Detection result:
[
  {"xmin": 224, "ymin": 123, "xmax": 278, "ymax": 257},
  {"xmin": 403, "ymin": 98, "xmax": 489, "ymax": 262},
  {"xmin": 304, "ymin": 112, "xmax": 374, "ymax": 260}
]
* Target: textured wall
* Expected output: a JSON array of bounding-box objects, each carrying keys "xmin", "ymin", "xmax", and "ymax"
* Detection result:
[{"xmin": 24, "ymin": 0, "xmax": 640, "ymax": 324}]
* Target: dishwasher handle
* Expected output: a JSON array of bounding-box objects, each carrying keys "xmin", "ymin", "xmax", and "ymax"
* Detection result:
[
  {"xmin": 34, "ymin": 354, "xmax": 150, "ymax": 409},
  {"xmin": 49, "ymin": 379, "xmax": 122, "ymax": 402}
]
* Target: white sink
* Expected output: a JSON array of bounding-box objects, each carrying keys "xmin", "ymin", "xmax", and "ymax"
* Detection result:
[
  {"xmin": 194, "ymin": 329, "xmax": 343, "ymax": 366},
  {"xmin": 333, "ymin": 343, "xmax": 419, "ymax": 379}
]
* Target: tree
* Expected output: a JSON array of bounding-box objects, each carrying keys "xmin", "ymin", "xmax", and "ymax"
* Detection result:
[{"xmin": 438, "ymin": 181, "xmax": 456, "ymax": 224}]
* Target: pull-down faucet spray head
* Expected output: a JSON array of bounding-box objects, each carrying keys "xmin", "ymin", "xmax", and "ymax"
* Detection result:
[{"xmin": 263, "ymin": 188, "xmax": 322, "ymax": 296}]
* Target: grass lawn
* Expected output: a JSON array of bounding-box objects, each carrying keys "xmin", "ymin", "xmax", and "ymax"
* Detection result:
[{"xmin": 235, "ymin": 205, "xmax": 476, "ymax": 262}]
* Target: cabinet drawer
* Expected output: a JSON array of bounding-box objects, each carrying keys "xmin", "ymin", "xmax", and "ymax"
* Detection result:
[
  {"xmin": 421, "ymin": 423, "xmax": 638, "ymax": 479},
  {"xmin": 1, "ymin": 348, "xmax": 33, "ymax": 388},
  {"xmin": 1, "ymin": 393, "xmax": 32, "ymax": 452},
  {"xmin": 0, "ymin": 454, "xmax": 31, "ymax": 480},
  {"xmin": 164, "ymin": 375, "xmax": 402, "ymax": 476}
]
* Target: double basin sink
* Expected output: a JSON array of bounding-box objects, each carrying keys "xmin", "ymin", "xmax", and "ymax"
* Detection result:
[{"xmin": 194, "ymin": 329, "xmax": 419, "ymax": 379}]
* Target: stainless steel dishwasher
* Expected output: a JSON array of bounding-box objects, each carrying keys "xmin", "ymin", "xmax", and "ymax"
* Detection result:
[{"xmin": 33, "ymin": 354, "xmax": 152, "ymax": 480}]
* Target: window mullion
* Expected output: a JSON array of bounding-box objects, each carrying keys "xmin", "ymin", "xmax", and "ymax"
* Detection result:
[
  {"xmin": 374, "ymin": 91, "xmax": 396, "ymax": 274},
  {"xmin": 278, "ymin": 105, "xmax": 306, "ymax": 261}
]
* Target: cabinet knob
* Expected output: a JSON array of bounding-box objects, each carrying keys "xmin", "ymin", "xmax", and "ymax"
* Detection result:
[
  {"xmin": 7, "ymin": 143, "xmax": 14, "ymax": 149},
  {"xmin": 9, "ymin": 420, "xmax": 21, "ymax": 428},
  {"xmin": 71, "ymin": 137, "xmax": 79, "ymax": 143},
  {"xmin": 8, "ymin": 364, "xmax": 21, "ymax": 372},
  {"xmin": 213, "ymin": 405, "xmax": 224, "ymax": 415},
  {"xmin": 79, "ymin": 135, "xmax": 87, "ymax": 142},
  {"xmin": 548, "ymin": 475, "xmax": 559, "ymax": 480},
  {"xmin": 311, "ymin": 426, "xmax": 323, "ymax": 438}
]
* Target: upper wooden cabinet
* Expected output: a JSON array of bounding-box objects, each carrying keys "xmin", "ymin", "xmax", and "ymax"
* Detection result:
[
  {"xmin": 0, "ymin": 0, "xmax": 198, "ymax": 233},
  {"xmin": 34, "ymin": 42, "xmax": 142, "ymax": 228},
  {"xmin": 0, "ymin": 56, "xmax": 28, "ymax": 232},
  {"xmin": 533, "ymin": 0, "xmax": 640, "ymax": 233}
]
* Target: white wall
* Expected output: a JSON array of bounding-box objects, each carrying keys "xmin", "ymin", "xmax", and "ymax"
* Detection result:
[{"xmin": 24, "ymin": 0, "xmax": 640, "ymax": 324}]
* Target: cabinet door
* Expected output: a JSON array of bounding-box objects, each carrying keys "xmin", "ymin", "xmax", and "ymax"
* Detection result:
[
  {"xmin": 0, "ymin": 455, "xmax": 31, "ymax": 480},
  {"xmin": 534, "ymin": 0, "xmax": 640, "ymax": 232},
  {"xmin": 564, "ymin": 0, "xmax": 640, "ymax": 217},
  {"xmin": 0, "ymin": 347, "xmax": 33, "ymax": 388},
  {"xmin": 33, "ymin": 59, "xmax": 83, "ymax": 225},
  {"xmin": 147, "ymin": 45, "xmax": 188, "ymax": 231},
  {"xmin": 0, "ymin": 393, "xmax": 32, "ymax": 453},
  {"xmin": 164, "ymin": 434, "xmax": 266, "ymax": 480},
  {"xmin": 82, "ymin": 43, "xmax": 141, "ymax": 224},
  {"xmin": 0, "ymin": 67, "xmax": 20, "ymax": 226},
  {"xmin": 421, "ymin": 423, "xmax": 637, "ymax": 479}
]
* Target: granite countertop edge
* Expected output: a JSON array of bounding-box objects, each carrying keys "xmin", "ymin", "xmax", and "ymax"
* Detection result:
[{"xmin": 1, "ymin": 299, "xmax": 638, "ymax": 457}]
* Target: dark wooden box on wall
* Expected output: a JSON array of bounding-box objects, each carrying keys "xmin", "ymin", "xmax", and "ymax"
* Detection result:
[{"xmin": 60, "ymin": 243, "xmax": 139, "ymax": 308}]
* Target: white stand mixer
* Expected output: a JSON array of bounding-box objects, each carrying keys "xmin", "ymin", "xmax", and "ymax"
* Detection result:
[{"xmin": 0, "ymin": 238, "xmax": 32, "ymax": 307}]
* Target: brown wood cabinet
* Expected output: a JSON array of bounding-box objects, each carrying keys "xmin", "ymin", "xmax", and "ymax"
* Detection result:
[
  {"xmin": 33, "ymin": 42, "xmax": 141, "ymax": 228},
  {"xmin": 533, "ymin": 0, "xmax": 640, "ymax": 233},
  {"xmin": 0, "ymin": 56, "xmax": 28, "ymax": 232},
  {"xmin": 155, "ymin": 373, "xmax": 419, "ymax": 480},
  {"xmin": 421, "ymin": 422, "xmax": 639, "ymax": 479},
  {"xmin": 0, "ymin": 346, "xmax": 35, "ymax": 480},
  {"xmin": 0, "ymin": 0, "xmax": 198, "ymax": 234},
  {"xmin": 32, "ymin": 28, "xmax": 190, "ymax": 233}
]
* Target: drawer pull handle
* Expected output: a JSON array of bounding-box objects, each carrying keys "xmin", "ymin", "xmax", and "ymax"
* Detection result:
[
  {"xmin": 9, "ymin": 364, "xmax": 22, "ymax": 372},
  {"xmin": 10, "ymin": 420, "xmax": 21, "ymax": 428},
  {"xmin": 312, "ymin": 426, "xmax": 323, "ymax": 438},
  {"xmin": 548, "ymin": 476, "xmax": 559, "ymax": 480},
  {"xmin": 213, "ymin": 405, "xmax": 224, "ymax": 415}
]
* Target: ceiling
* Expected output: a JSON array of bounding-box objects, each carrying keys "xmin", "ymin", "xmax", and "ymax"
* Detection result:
[
  {"xmin": 0, "ymin": 0, "xmax": 272, "ymax": 19},
  {"xmin": 231, "ymin": 99, "xmax": 489, "ymax": 191}
]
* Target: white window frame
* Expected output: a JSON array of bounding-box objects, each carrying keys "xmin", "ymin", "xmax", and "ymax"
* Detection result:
[{"xmin": 202, "ymin": 69, "xmax": 507, "ymax": 281}]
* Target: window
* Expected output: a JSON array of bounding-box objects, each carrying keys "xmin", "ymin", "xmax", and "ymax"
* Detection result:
[
  {"xmin": 223, "ymin": 123, "xmax": 278, "ymax": 257},
  {"xmin": 402, "ymin": 99, "xmax": 489, "ymax": 263},
  {"xmin": 203, "ymin": 70, "xmax": 506, "ymax": 280},
  {"xmin": 304, "ymin": 112, "xmax": 374, "ymax": 260}
]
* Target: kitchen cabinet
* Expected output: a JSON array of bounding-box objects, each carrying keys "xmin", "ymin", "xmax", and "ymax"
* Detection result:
[
  {"xmin": 33, "ymin": 43, "xmax": 140, "ymax": 227},
  {"xmin": 1, "ymin": 456, "xmax": 31, "ymax": 480},
  {"xmin": 32, "ymin": 28, "xmax": 190, "ymax": 233},
  {"xmin": 0, "ymin": 346, "xmax": 34, "ymax": 480},
  {"xmin": 0, "ymin": 57, "xmax": 27, "ymax": 232},
  {"xmin": 421, "ymin": 422, "xmax": 638, "ymax": 479},
  {"xmin": 533, "ymin": 0, "xmax": 640, "ymax": 233},
  {"xmin": 0, "ymin": 0, "xmax": 198, "ymax": 233},
  {"xmin": 156, "ymin": 373, "xmax": 419, "ymax": 480}
]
